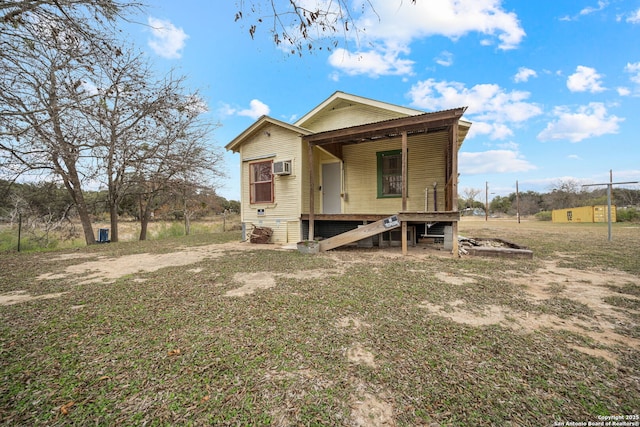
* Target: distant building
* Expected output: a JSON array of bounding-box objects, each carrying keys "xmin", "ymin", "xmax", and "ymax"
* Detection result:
[{"xmin": 552, "ymin": 205, "xmax": 616, "ymax": 223}]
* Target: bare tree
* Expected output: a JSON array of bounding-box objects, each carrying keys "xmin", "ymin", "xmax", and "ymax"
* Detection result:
[
  {"xmin": 128, "ymin": 94, "xmax": 224, "ymax": 241},
  {"xmin": 543, "ymin": 179, "xmax": 584, "ymax": 210},
  {"xmin": 1, "ymin": 0, "xmax": 142, "ymax": 245},
  {"xmin": 0, "ymin": 20, "xmax": 106, "ymax": 244},
  {"xmin": 235, "ymin": 0, "xmax": 416, "ymax": 54},
  {"xmin": 461, "ymin": 187, "xmax": 481, "ymax": 208},
  {"xmin": 1, "ymin": 0, "xmax": 140, "ymax": 36},
  {"xmin": 80, "ymin": 46, "xmax": 208, "ymax": 242}
]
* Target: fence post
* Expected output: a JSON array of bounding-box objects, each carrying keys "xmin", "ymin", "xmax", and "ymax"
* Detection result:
[{"xmin": 17, "ymin": 213, "xmax": 22, "ymax": 252}]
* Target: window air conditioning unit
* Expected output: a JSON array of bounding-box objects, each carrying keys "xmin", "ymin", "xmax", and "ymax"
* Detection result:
[{"xmin": 273, "ymin": 160, "xmax": 292, "ymax": 176}]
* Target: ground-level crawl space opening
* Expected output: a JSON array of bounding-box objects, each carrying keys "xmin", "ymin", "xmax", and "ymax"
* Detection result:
[{"xmin": 302, "ymin": 220, "xmax": 455, "ymax": 250}]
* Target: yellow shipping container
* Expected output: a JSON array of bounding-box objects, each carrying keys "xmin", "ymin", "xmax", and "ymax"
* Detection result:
[{"xmin": 552, "ymin": 205, "xmax": 616, "ymax": 223}]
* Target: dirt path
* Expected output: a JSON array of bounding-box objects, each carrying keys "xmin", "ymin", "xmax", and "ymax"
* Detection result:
[{"xmin": 422, "ymin": 257, "xmax": 640, "ymax": 363}]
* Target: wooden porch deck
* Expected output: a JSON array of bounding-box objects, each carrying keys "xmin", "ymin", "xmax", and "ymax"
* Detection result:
[
  {"xmin": 300, "ymin": 211, "xmax": 460, "ymax": 222},
  {"xmin": 301, "ymin": 211, "xmax": 460, "ymax": 254}
]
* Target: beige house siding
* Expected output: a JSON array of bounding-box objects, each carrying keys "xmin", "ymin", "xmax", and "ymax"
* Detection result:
[
  {"xmin": 239, "ymin": 124, "xmax": 303, "ymax": 243},
  {"xmin": 341, "ymin": 131, "xmax": 448, "ymax": 214},
  {"xmin": 301, "ymin": 104, "xmax": 410, "ymax": 133}
]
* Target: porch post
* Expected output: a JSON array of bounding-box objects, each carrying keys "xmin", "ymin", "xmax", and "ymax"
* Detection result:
[
  {"xmin": 450, "ymin": 123, "xmax": 459, "ymax": 256},
  {"xmin": 401, "ymin": 131, "xmax": 408, "ymax": 211},
  {"xmin": 401, "ymin": 131, "xmax": 408, "ymax": 255},
  {"xmin": 308, "ymin": 141, "xmax": 315, "ymax": 241}
]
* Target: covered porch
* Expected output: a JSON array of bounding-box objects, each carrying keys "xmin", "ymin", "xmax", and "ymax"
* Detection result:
[{"xmin": 303, "ymin": 108, "xmax": 468, "ymax": 255}]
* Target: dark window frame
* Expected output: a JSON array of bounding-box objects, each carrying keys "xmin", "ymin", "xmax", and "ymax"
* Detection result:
[
  {"xmin": 249, "ymin": 160, "xmax": 274, "ymax": 204},
  {"xmin": 376, "ymin": 149, "xmax": 406, "ymax": 198}
]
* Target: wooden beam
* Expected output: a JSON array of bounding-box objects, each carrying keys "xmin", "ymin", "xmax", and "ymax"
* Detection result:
[
  {"xmin": 401, "ymin": 131, "xmax": 408, "ymax": 212},
  {"xmin": 301, "ymin": 212, "xmax": 461, "ymax": 222},
  {"xmin": 303, "ymin": 108, "xmax": 466, "ymax": 146},
  {"xmin": 451, "ymin": 123, "xmax": 459, "ymax": 215},
  {"xmin": 318, "ymin": 142, "xmax": 343, "ymax": 160},
  {"xmin": 397, "ymin": 212, "xmax": 460, "ymax": 222},
  {"xmin": 450, "ymin": 121, "xmax": 459, "ymax": 256},
  {"xmin": 319, "ymin": 215, "xmax": 401, "ymax": 251},
  {"xmin": 401, "ymin": 221, "xmax": 408, "ymax": 255},
  {"xmin": 301, "ymin": 213, "xmax": 392, "ymax": 221},
  {"xmin": 308, "ymin": 142, "xmax": 315, "ymax": 240}
]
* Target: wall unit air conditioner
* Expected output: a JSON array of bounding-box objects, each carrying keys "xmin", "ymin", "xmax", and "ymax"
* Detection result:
[{"xmin": 273, "ymin": 160, "xmax": 292, "ymax": 176}]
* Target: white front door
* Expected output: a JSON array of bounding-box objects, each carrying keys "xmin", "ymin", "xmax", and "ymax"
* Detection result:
[{"xmin": 322, "ymin": 162, "xmax": 341, "ymax": 214}]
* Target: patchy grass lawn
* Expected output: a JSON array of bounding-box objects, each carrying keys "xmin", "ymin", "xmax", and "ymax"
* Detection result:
[{"xmin": 1, "ymin": 220, "xmax": 638, "ymax": 426}]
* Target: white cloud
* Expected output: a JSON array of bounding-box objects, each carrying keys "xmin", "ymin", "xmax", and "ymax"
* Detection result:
[
  {"xmin": 537, "ymin": 102, "xmax": 623, "ymax": 142},
  {"xmin": 328, "ymin": 0, "xmax": 525, "ymax": 77},
  {"xmin": 459, "ymin": 150, "xmax": 536, "ymax": 175},
  {"xmin": 147, "ymin": 17, "xmax": 189, "ymax": 59},
  {"xmin": 408, "ymin": 79, "xmax": 542, "ymax": 139},
  {"xmin": 328, "ymin": 46, "xmax": 415, "ymax": 77},
  {"xmin": 238, "ymin": 99, "xmax": 270, "ymax": 120},
  {"xmin": 625, "ymin": 62, "xmax": 640, "ymax": 84},
  {"xmin": 626, "ymin": 8, "xmax": 640, "ymax": 24},
  {"xmin": 435, "ymin": 51, "xmax": 454, "ymax": 67},
  {"xmin": 468, "ymin": 121, "xmax": 513, "ymax": 140},
  {"xmin": 620, "ymin": 62, "xmax": 640, "ymax": 96},
  {"xmin": 617, "ymin": 87, "xmax": 631, "ymax": 96},
  {"xmin": 561, "ymin": 1, "xmax": 608, "ymax": 21},
  {"xmin": 219, "ymin": 99, "xmax": 270, "ymax": 120},
  {"xmin": 567, "ymin": 154, "xmax": 582, "ymax": 160},
  {"xmin": 495, "ymin": 141, "xmax": 520, "ymax": 150},
  {"xmin": 514, "ymin": 67, "xmax": 537, "ymax": 83},
  {"xmin": 580, "ymin": 1, "xmax": 608, "ymax": 16},
  {"xmin": 566, "ymin": 66, "xmax": 605, "ymax": 93},
  {"xmin": 357, "ymin": 0, "xmax": 525, "ymax": 50},
  {"xmin": 80, "ymin": 80, "xmax": 99, "ymax": 95}
]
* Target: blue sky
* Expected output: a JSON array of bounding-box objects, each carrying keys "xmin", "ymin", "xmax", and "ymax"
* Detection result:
[{"xmin": 124, "ymin": 0, "xmax": 640, "ymax": 202}]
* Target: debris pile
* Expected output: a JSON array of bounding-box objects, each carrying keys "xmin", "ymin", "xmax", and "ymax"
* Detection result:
[
  {"xmin": 459, "ymin": 236, "xmax": 533, "ymax": 259},
  {"xmin": 249, "ymin": 226, "xmax": 273, "ymax": 244}
]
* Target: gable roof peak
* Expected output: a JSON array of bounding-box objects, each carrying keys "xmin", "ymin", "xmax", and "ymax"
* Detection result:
[
  {"xmin": 294, "ymin": 91, "xmax": 425, "ymax": 127},
  {"xmin": 224, "ymin": 115, "xmax": 311, "ymax": 153}
]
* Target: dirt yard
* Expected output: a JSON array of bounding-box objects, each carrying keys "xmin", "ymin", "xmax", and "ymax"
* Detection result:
[
  {"xmin": 4, "ymin": 238, "xmax": 639, "ymax": 365},
  {"xmin": 1, "ymin": 220, "xmax": 638, "ymax": 425}
]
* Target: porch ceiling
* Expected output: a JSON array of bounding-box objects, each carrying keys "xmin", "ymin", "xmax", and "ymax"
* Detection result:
[{"xmin": 302, "ymin": 107, "xmax": 468, "ymax": 148}]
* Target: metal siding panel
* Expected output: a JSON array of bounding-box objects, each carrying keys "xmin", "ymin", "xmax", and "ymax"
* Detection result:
[{"xmin": 552, "ymin": 205, "xmax": 616, "ymax": 223}]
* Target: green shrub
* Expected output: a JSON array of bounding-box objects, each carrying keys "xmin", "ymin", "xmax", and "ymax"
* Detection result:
[
  {"xmin": 151, "ymin": 222, "xmax": 185, "ymax": 239},
  {"xmin": 0, "ymin": 228, "xmax": 80, "ymax": 252},
  {"xmin": 535, "ymin": 210, "xmax": 552, "ymax": 221},
  {"xmin": 617, "ymin": 207, "xmax": 640, "ymax": 223}
]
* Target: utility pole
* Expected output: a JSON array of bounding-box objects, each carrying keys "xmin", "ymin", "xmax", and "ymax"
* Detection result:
[
  {"xmin": 582, "ymin": 169, "xmax": 638, "ymax": 241},
  {"xmin": 485, "ymin": 181, "xmax": 488, "ymax": 221}
]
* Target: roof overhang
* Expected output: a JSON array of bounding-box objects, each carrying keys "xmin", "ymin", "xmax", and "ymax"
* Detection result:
[{"xmin": 303, "ymin": 107, "xmax": 469, "ymax": 148}]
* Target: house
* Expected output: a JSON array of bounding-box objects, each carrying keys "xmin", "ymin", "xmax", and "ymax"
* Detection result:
[{"xmin": 225, "ymin": 91, "xmax": 471, "ymax": 254}]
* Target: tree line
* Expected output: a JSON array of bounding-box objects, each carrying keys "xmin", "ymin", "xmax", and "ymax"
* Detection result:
[
  {"xmin": 0, "ymin": 179, "xmax": 239, "ymax": 246},
  {"xmin": 460, "ymin": 180, "xmax": 640, "ymax": 221}
]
